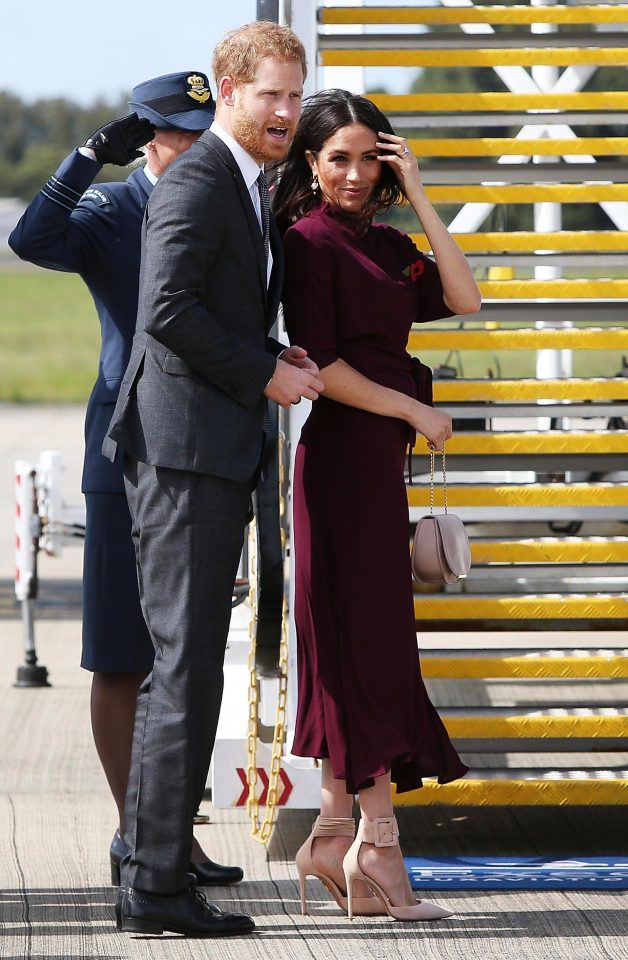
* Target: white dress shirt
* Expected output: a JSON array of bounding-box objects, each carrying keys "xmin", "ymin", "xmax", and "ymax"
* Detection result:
[{"xmin": 209, "ymin": 120, "xmax": 273, "ymax": 286}]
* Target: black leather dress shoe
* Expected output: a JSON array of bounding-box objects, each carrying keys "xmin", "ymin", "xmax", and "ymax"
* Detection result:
[
  {"xmin": 110, "ymin": 831, "xmax": 243, "ymax": 887},
  {"xmin": 115, "ymin": 883, "xmax": 222, "ymax": 930},
  {"xmin": 118, "ymin": 885, "xmax": 255, "ymax": 937}
]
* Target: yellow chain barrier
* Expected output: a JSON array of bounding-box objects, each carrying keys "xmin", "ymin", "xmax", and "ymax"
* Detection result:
[{"xmin": 245, "ymin": 428, "xmax": 289, "ymax": 846}]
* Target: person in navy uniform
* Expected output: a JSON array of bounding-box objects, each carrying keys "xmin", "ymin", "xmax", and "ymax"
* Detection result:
[{"xmin": 9, "ymin": 71, "xmax": 243, "ymax": 888}]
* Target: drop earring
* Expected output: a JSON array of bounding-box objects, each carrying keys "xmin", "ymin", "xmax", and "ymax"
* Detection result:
[{"xmin": 311, "ymin": 173, "xmax": 319, "ymax": 193}]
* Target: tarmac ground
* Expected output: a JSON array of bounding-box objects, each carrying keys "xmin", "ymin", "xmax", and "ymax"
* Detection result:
[{"xmin": 0, "ymin": 404, "xmax": 626, "ymax": 960}]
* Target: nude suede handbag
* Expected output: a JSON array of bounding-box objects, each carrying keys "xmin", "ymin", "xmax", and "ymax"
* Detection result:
[{"xmin": 411, "ymin": 447, "xmax": 471, "ymax": 585}]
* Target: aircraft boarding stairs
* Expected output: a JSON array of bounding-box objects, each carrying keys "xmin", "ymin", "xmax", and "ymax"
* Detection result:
[{"xmin": 318, "ymin": 1, "xmax": 628, "ymax": 809}]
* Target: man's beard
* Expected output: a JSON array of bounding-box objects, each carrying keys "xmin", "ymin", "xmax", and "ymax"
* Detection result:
[{"xmin": 232, "ymin": 108, "xmax": 293, "ymax": 164}]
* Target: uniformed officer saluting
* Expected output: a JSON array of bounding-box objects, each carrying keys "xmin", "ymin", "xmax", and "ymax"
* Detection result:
[{"xmin": 9, "ymin": 72, "xmax": 243, "ymax": 888}]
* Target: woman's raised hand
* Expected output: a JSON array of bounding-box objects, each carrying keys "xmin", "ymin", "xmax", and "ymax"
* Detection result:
[
  {"xmin": 409, "ymin": 402, "xmax": 453, "ymax": 451},
  {"xmin": 376, "ymin": 131, "xmax": 423, "ymax": 199}
]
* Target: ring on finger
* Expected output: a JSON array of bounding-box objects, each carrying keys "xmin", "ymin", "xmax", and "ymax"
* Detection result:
[{"xmin": 401, "ymin": 146, "xmax": 410, "ymax": 157}]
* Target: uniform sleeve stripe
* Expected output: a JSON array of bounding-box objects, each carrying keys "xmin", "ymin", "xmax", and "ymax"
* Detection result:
[
  {"xmin": 40, "ymin": 184, "xmax": 76, "ymax": 212},
  {"xmin": 48, "ymin": 175, "xmax": 82, "ymax": 201}
]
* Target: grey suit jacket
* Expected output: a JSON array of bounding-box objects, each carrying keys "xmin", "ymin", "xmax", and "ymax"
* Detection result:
[{"xmin": 103, "ymin": 130, "xmax": 284, "ymax": 482}]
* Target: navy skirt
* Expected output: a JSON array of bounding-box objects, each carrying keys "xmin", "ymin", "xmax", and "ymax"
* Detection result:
[{"xmin": 81, "ymin": 492, "xmax": 154, "ymax": 673}]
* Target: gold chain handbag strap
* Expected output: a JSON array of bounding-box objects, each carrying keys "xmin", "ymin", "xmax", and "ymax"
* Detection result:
[
  {"xmin": 245, "ymin": 426, "xmax": 289, "ymax": 845},
  {"xmin": 429, "ymin": 444, "xmax": 448, "ymax": 515}
]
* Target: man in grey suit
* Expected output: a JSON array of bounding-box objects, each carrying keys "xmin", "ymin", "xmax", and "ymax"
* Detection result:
[{"xmin": 104, "ymin": 21, "xmax": 323, "ymax": 937}]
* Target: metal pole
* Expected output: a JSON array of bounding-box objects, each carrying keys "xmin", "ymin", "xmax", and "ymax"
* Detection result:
[
  {"xmin": 257, "ymin": 0, "xmax": 279, "ymax": 22},
  {"xmin": 14, "ymin": 462, "xmax": 49, "ymax": 687}
]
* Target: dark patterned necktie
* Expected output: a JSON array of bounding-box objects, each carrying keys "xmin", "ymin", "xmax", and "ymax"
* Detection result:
[
  {"xmin": 257, "ymin": 170, "xmax": 272, "ymax": 434},
  {"xmin": 257, "ymin": 170, "xmax": 270, "ymax": 266}
]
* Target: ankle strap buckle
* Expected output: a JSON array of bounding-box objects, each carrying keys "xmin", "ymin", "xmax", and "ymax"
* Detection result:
[{"xmin": 364, "ymin": 816, "xmax": 398, "ymax": 847}]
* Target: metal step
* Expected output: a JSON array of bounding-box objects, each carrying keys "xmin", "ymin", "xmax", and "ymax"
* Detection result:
[
  {"xmin": 442, "ymin": 707, "xmax": 628, "ymax": 739},
  {"xmin": 410, "ymin": 230, "xmax": 628, "ymax": 252},
  {"xmin": 414, "ymin": 594, "xmax": 628, "ymax": 620},
  {"xmin": 468, "ymin": 537, "xmax": 628, "ymax": 564},
  {"xmin": 409, "ymin": 326, "xmax": 628, "ymax": 351},
  {"xmin": 415, "ymin": 432, "xmax": 628, "ymax": 456},
  {"xmin": 320, "ymin": 47, "xmax": 628, "ymax": 68},
  {"xmin": 393, "ymin": 776, "xmax": 628, "ymax": 806},
  {"xmin": 320, "ymin": 6, "xmax": 628, "ymax": 26},
  {"xmin": 433, "ymin": 379, "xmax": 628, "ymax": 403},
  {"xmin": 421, "ymin": 648, "xmax": 628, "ymax": 679},
  {"xmin": 410, "ymin": 432, "xmax": 628, "ymax": 472},
  {"xmin": 369, "ymin": 91, "xmax": 628, "ymax": 112},
  {"xmin": 477, "ymin": 279, "xmax": 628, "ymax": 299},
  {"xmin": 407, "ymin": 482, "xmax": 628, "ymax": 508}
]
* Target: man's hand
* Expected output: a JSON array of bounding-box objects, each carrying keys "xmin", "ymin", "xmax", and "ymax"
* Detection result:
[
  {"xmin": 280, "ymin": 345, "xmax": 320, "ymax": 377},
  {"xmin": 82, "ymin": 113, "xmax": 155, "ymax": 166},
  {"xmin": 264, "ymin": 359, "xmax": 324, "ymax": 408}
]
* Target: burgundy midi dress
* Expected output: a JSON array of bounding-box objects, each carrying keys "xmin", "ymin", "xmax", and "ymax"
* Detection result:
[{"xmin": 282, "ymin": 202, "xmax": 468, "ymax": 795}]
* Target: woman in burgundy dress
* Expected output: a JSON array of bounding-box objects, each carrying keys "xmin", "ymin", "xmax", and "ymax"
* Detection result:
[{"xmin": 273, "ymin": 90, "xmax": 481, "ymax": 921}]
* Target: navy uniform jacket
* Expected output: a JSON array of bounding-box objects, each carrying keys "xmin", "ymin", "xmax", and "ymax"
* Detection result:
[{"xmin": 9, "ymin": 150, "xmax": 153, "ymax": 494}]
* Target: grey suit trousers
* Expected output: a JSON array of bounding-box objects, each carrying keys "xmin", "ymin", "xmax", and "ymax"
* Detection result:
[{"xmin": 122, "ymin": 456, "xmax": 251, "ymax": 893}]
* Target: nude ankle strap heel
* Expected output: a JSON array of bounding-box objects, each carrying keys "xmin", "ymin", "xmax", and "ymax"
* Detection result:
[
  {"xmin": 342, "ymin": 815, "xmax": 453, "ymax": 922},
  {"xmin": 295, "ymin": 816, "xmax": 383, "ymax": 916}
]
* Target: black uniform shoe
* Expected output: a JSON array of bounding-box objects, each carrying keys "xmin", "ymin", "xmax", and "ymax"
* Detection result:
[
  {"xmin": 110, "ymin": 831, "xmax": 243, "ymax": 887},
  {"xmin": 114, "ymin": 883, "xmax": 222, "ymax": 931},
  {"xmin": 118, "ymin": 885, "xmax": 255, "ymax": 937}
]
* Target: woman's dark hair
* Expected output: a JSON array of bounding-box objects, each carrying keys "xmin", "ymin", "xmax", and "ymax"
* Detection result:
[{"xmin": 271, "ymin": 89, "xmax": 403, "ymax": 234}]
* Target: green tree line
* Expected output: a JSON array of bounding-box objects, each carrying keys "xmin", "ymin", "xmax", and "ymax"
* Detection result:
[
  {"xmin": 3, "ymin": 62, "xmax": 625, "ymax": 217},
  {"xmin": 0, "ymin": 90, "xmax": 131, "ymax": 201}
]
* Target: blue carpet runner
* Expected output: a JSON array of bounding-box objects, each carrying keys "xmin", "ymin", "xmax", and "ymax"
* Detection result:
[{"xmin": 405, "ymin": 857, "xmax": 628, "ymax": 890}]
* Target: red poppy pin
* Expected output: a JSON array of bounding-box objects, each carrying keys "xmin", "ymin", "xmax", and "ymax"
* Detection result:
[{"xmin": 402, "ymin": 259, "xmax": 425, "ymax": 282}]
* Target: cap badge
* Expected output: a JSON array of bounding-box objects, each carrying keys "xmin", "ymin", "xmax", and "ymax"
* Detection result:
[{"xmin": 186, "ymin": 74, "xmax": 211, "ymax": 104}]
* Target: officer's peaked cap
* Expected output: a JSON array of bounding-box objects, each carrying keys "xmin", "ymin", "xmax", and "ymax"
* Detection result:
[{"xmin": 128, "ymin": 72, "xmax": 215, "ymax": 131}]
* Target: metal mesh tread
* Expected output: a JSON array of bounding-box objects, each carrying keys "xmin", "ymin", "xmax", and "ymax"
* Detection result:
[
  {"xmin": 407, "ymin": 484, "xmax": 628, "ymax": 508},
  {"xmin": 410, "ymin": 231, "xmax": 628, "ymax": 252},
  {"xmin": 414, "ymin": 594, "xmax": 628, "ymax": 620},
  {"xmin": 321, "ymin": 6, "xmax": 628, "ymax": 26},
  {"xmin": 421, "ymin": 650, "xmax": 628, "ymax": 679},
  {"xmin": 433, "ymin": 378, "xmax": 628, "ymax": 402},
  {"xmin": 408, "ymin": 327, "xmax": 628, "ymax": 350},
  {"xmin": 392, "ymin": 776, "xmax": 628, "ymax": 805},
  {"xmin": 371, "ymin": 91, "xmax": 628, "ymax": 111}
]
